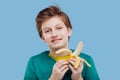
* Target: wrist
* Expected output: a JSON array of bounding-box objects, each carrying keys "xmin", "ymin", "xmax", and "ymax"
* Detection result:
[
  {"xmin": 49, "ymin": 75, "xmax": 60, "ymax": 80},
  {"xmin": 72, "ymin": 75, "xmax": 83, "ymax": 80},
  {"xmin": 49, "ymin": 76, "xmax": 55, "ymax": 80},
  {"xmin": 77, "ymin": 76, "xmax": 83, "ymax": 80}
]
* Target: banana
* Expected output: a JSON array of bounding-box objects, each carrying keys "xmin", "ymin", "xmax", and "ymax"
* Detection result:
[
  {"xmin": 56, "ymin": 48, "xmax": 72, "ymax": 55},
  {"xmin": 54, "ymin": 41, "xmax": 91, "ymax": 69}
]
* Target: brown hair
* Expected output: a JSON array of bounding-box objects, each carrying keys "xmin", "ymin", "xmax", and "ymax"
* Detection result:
[{"xmin": 36, "ymin": 5, "xmax": 72, "ymax": 38}]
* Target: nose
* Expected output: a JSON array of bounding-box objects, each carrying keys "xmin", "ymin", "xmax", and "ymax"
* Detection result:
[{"xmin": 51, "ymin": 29, "xmax": 58, "ymax": 38}]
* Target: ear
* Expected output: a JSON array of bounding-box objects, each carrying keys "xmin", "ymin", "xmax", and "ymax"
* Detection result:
[{"xmin": 67, "ymin": 28, "xmax": 72, "ymax": 36}]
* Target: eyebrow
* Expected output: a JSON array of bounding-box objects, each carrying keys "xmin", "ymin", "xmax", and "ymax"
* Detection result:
[
  {"xmin": 42, "ymin": 23, "xmax": 64, "ymax": 30},
  {"xmin": 42, "ymin": 27, "xmax": 50, "ymax": 30},
  {"xmin": 56, "ymin": 23, "xmax": 64, "ymax": 26}
]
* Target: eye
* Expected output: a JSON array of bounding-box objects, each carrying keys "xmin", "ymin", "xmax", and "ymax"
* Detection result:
[
  {"xmin": 57, "ymin": 26, "xmax": 63, "ymax": 30},
  {"xmin": 44, "ymin": 29, "xmax": 51, "ymax": 33}
]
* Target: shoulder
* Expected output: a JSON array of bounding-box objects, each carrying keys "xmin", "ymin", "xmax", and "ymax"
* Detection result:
[
  {"xmin": 80, "ymin": 52, "xmax": 94, "ymax": 62},
  {"xmin": 29, "ymin": 50, "xmax": 50, "ymax": 62},
  {"xmin": 80, "ymin": 52, "xmax": 96, "ymax": 68},
  {"xmin": 80, "ymin": 52, "xmax": 92, "ymax": 59}
]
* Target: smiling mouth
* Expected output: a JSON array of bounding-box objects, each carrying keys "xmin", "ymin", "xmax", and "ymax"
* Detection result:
[{"xmin": 51, "ymin": 38, "xmax": 62, "ymax": 43}]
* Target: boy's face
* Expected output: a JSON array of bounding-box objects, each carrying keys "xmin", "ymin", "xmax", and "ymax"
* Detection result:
[{"xmin": 41, "ymin": 16, "xmax": 72, "ymax": 50}]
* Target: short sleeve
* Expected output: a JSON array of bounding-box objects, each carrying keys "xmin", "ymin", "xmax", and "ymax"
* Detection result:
[
  {"xmin": 85, "ymin": 56, "xmax": 100, "ymax": 80},
  {"xmin": 24, "ymin": 57, "xmax": 38, "ymax": 80}
]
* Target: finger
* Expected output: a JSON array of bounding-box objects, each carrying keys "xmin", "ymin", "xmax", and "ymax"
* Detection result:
[
  {"xmin": 70, "ymin": 57, "xmax": 80, "ymax": 69},
  {"xmin": 74, "ymin": 57, "xmax": 80, "ymax": 69},
  {"xmin": 60, "ymin": 64, "xmax": 69, "ymax": 72},
  {"xmin": 78, "ymin": 59, "xmax": 84, "ymax": 67},
  {"xmin": 69, "ymin": 58, "xmax": 76, "ymax": 61},
  {"xmin": 61, "ymin": 67, "xmax": 69, "ymax": 76},
  {"xmin": 54, "ymin": 60, "xmax": 66, "ymax": 68},
  {"xmin": 57, "ymin": 60, "xmax": 69, "ymax": 68},
  {"xmin": 77, "ymin": 61, "xmax": 84, "ymax": 73},
  {"xmin": 80, "ymin": 59, "xmax": 84, "ymax": 63},
  {"xmin": 69, "ymin": 59, "xmax": 75, "ymax": 66},
  {"xmin": 69, "ymin": 64, "xmax": 76, "ymax": 72}
]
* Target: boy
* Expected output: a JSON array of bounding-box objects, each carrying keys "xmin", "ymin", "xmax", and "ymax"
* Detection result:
[{"xmin": 24, "ymin": 5, "xmax": 100, "ymax": 80}]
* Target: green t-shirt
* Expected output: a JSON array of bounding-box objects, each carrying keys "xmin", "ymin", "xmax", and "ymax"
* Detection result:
[{"xmin": 24, "ymin": 50, "xmax": 100, "ymax": 80}]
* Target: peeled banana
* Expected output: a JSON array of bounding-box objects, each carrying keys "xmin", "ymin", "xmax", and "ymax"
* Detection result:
[{"xmin": 50, "ymin": 41, "xmax": 91, "ymax": 69}]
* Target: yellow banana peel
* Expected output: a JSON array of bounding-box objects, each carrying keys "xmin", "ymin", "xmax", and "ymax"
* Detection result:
[{"xmin": 49, "ymin": 41, "xmax": 91, "ymax": 69}]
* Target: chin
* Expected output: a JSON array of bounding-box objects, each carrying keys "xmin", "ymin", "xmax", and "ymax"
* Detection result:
[
  {"xmin": 50, "ymin": 41, "xmax": 67, "ymax": 50},
  {"xmin": 51, "ymin": 45, "xmax": 64, "ymax": 50}
]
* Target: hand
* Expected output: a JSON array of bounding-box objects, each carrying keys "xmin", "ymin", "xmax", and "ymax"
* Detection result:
[
  {"xmin": 69, "ymin": 58, "xmax": 84, "ymax": 80},
  {"xmin": 49, "ymin": 60, "xmax": 69, "ymax": 80}
]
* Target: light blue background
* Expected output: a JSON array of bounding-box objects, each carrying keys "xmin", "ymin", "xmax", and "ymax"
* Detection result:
[{"xmin": 0, "ymin": 0, "xmax": 120, "ymax": 80}]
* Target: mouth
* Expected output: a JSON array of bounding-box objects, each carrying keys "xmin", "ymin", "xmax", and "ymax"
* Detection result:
[{"xmin": 51, "ymin": 38, "xmax": 62, "ymax": 43}]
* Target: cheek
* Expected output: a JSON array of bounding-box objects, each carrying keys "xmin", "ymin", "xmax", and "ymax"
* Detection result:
[
  {"xmin": 61, "ymin": 32, "xmax": 69, "ymax": 40},
  {"xmin": 43, "ymin": 34, "xmax": 49, "ymax": 41},
  {"xmin": 43, "ymin": 34, "xmax": 51, "ymax": 41},
  {"xmin": 63, "ymin": 30, "xmax": 70, "ymax": 37}
]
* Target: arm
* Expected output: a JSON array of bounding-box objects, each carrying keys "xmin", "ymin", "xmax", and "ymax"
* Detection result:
[
  {"xmin": 24, "ymin": 57, "xmax": 38, "ymax": 80},
  {"xmin": 85, "ymin": 56, "xmax": 100, "ymax": 80}
]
